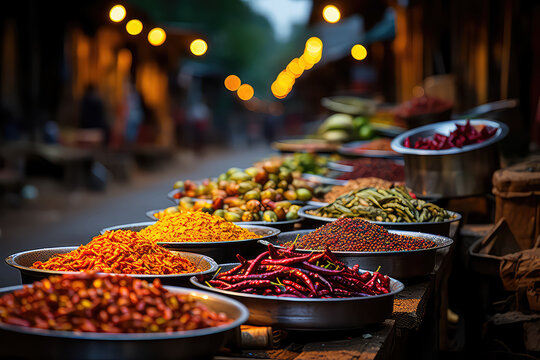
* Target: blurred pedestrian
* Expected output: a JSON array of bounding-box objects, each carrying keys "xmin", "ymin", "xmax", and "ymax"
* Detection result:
[{"xmin": 80, "ymin": 84, "xmax": 109, "ymax": 146}]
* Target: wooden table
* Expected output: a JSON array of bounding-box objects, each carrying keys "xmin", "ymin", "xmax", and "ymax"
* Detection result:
[{"xmin": 217, "ymin": 247, "xmax": 454, "ymax": 360}]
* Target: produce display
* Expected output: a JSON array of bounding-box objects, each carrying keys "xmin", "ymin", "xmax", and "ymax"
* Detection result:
[
  {"xmin": 343, "ymin": 138, "xmax": 397, "ymax": 153},
  {"xmin": 335, "ymin": 158, "xmax": 405, "ymax": 182},
  {"xmin": 404, "ymin": 119, "xmax": 497, "ymax": 150},
  {"xmin": 206, "ymin": 244, "xmax": 391, "ymax": 297},
  {"xmin": 317, "ymin": 113, "xmax": 374, "ymax": 143},
  {"xmin": 139, "ymin": 211, "xmax": 260, "ymax": 243},
  {"xmin": 308, "ymin": 186, "xmax": 453, "ymax": 223},
  {"xmin": 322, "ymin": 177, "xmax": 395, "ymax": 203},
  {"xmin": 283, "ymin": 218, "xmax": 436, "ymax": 252},
  {"xmin": 171, "ymin": 165, "xmax": 313, "ymax": 222},
  {"xmin": 32, "ymin": 230, "xmax": 198, "ymax": 275},
  {"xmin": 0, "ymin": 273, "xmax": 232, "ymax": 332},
  {"xmin": 271, "ymin": 152, "xmax": 331, "ymax": 176}
]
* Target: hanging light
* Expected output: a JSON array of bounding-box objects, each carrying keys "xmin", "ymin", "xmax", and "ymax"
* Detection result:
[
  {"xmin": 126, "ymin": 19, "xmax": 143, "ymax": 35},
  {"xmin": 322, "ymin": 5, "xmax": 341, "ymax": 23},
  {"xmin": 351, "ymin": 44, "xmax": 368, "ymax": 60},
  {"xmin": 148, "ymin": 28, "xmax": 166, "ymax": 46},
  {"xmin": 109, "ymin": 5, "xmax": 126, "ymax": 23},
  {"xmin": 190, "ymin": 39, "xmax": 208, "ymax": 56}
]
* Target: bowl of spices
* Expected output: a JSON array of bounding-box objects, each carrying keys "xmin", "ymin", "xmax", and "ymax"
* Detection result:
[
  {"xmin": 299, "ymin": 186, "xmax": 461, "ymax": 237},
  {"xmin": 102, "ymin": 211, "xmax": 280, "ymax": 263},
  {"xmin": 5, "ymin": 230, "xmax": 218, "ymax": 286},
  {"xmin": 260, "ymin": 218, "xmax": 453, "ymax": 279},
  {"xmin": 191, "ymin": 244, "xmax": 404, "ymax": 330},
  {"xmin": 391, "ymin": 119, "xmax": 509, "ymax": 198},
  {"xmin": 0, "ymin": 273, "xmax": 248, "ymax": 360}
]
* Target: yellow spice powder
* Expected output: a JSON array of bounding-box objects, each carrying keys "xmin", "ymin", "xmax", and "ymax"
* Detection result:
[{"xmin": 139, "ymin": 211, "xmax": 261, "ymax": 243}]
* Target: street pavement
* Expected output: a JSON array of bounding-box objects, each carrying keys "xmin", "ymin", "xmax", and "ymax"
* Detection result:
[{"xmin": 0, "ymin": 145, "xmax": 273, "ymax": 287}]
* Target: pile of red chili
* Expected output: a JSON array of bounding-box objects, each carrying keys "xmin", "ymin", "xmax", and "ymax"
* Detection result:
[
  {"xmin": 0, "ymin": 273, "xmax": 232, "ymax": 333},
  {"xmin": 284, "ymin": 218, "xmax": 436, "ymax": 252},
  {"xmin": 206, "ymin": 244, "xmax": 392, "ymax": 298},
  {"xmin": 404, "ymin": 120, "xmax": 497, "ymax": 150},
  {"xmin": 336, "ymin": 158, "xmax": 405, "ymax": 182},
  {"xmin": 31, "ymin": 230, "xmax": 198, "ymax": 275}
]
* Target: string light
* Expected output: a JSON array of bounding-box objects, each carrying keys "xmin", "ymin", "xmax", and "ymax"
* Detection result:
[
  {"xmin": 190, "ymin": 39, "xmax": 208, "ymax": 56},
  {"xmin": 351, "ymin": 44, "xmax": 367, "ymax": 60},
  {"xmin": 237, "ymin": 84, "xmax": 254, "ymax": 101},
  {"xmin": 224, "ymin": 75, "xmax": 241, "ymax": 91},
  {"xmin": 109, "ymin": 5, "xmax": 126, "ymax": 22},
  {"xmin": 126, "ymin": 19, "xmax": 143, "ymax": 35},
  {"xmin": 322, "ymin": 5, "xmax": 341, "ymax": 23}
]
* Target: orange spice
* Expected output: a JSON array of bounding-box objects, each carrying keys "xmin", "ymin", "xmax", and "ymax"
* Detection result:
[
  {"xmin": 32, "ymin": 230, "xmax": 197, "ymax": 275},
  {"xmin": 139, "ymin": 211, "xmax": 260, "ymax": 243}
]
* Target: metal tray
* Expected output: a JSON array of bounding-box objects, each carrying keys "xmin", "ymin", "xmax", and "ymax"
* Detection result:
[
  {"xmin": 102, "ymin": 222, "xmax": 280, "ymax": 263},
  {"xmin": 298, "ymin": 205, "xmax": 461, "ymax": 238},
  {"xmin": 259, "ymin": 229, "xmax": 453, "ymax": 279},
  {"xmin": 0, "ymin": 284, "xmax": 248, "ymax": 360},
  {"xmin": 5, "ymin": 247, "xmax": 218, "ymax": 287},
  {"xmin": 191, "ymin": 264, "xmax": 403, "ymax": 330}
]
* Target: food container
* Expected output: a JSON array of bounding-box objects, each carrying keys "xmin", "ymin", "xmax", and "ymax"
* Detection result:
[
  {"xmin": 191, "ymin": 264, "xmax": 403, "ymax": 330},
  {"xmin": 391, "ymin": 119, "xmax": 509, "ymax": 198},
  {"xmin": 101, "ymin": 222, "xmax": 280, "ymax": 263},
  {"xmin": 0, "ymin": 284, "xmax": 248, "ymax": 360},
  {"xmin": 260, "ymin": 229, "xmax": 453, "ymax": 279},
  {"xmin": 298, "ymin": 205, "xmax": 461, "ymax": 238},
  {"xmin": 5, "ymin": 247, "xmax": 218, "ymax": 287}
]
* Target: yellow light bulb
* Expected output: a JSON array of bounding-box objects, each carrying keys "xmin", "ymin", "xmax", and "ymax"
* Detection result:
[
  {"xmin": 305, "ymin": 37, "xmax": 323, "ymax": 55},
  {"xmin": 148, "ymin": 28, "xmax": 166, "ymax": 46},
  {"xmin": 287, "ymin": 58, "xmax": 304, "ymax": 78},
  {"xmin": 237, "ymin": 84, "xmax": 254, "ymax": 101},
  {"xmin": 300, "ymin": 55, "xmax": 314, "ymax": 69},
  {"xmin": 271, "ymin": 81, "xmax": 288, "ymax": 98},
  {"xmin": 190, "ymin": 39, "xmax": 208, "ymax": 56},
  {"xmin": 109, "ymin": 5, "xmax": 126, "ymax": 23},
  {"xmin": 224, "ymin": 75, "xmax": 241, "ymax": 91},
  {"xmin": 277, "ymin": 71, "xmax": 295, "ymax": 89},
  {"xmin": 351, "ymin": 44, "xmax": 367, "ymax": 60},
  {"xmin": 126, "ymin": 19, "xmax": 143, "ymax": 35},
  {"xmin": 322, "ymin": 5, "xmax": 341, "ymax": 23}
]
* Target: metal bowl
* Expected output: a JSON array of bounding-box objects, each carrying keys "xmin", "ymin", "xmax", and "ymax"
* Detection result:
[
  {"xmin": 0, "ymin": 284, "xmax": 248, "ymax": 360},
  {"xmin": 101, "ymin": 222, "xmax": 280, "ymax": 263},
  {"xmin": 390, "ymin": 119, "xmax": 509, "ymax": 198},
  {"xmin": 191, "ymin": 264, "xmax": 403, "ymax": 330},
  {"xmin": 5, "ymin": 247, "xmax": 218, "ymax": 287},
  {"xmin": 298, "ymin": 205, "xmax": 461, "ymax": 238},
  {"xmin": 259, "ymin": 229, "xmax": 453, "ymax": 279}
]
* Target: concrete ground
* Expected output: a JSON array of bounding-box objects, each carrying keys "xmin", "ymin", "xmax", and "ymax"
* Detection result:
[{"xmin": 0, "ymin": 144, "xmax": 273, "ymax": 287}]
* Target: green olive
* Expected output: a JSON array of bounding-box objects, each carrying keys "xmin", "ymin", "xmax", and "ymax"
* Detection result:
[
  {"xmin": 226, "ymin": 167, "xmax": 243, "ymax": 177},
  {"xmin": 286, "ymin": 210, "xmax": 299, "ymax": 220},
  {"xmin": 244, "ymin": 190, "xmax": 261, "ymax": 201},
  {"xmin": 238, "ymin": 181, "xmax": 255, "ymax": 194},
  {"xmin": 214, "ymin": 209, "xmax": 226, "ymax": 218},
  {"xmin": 244, "ymin": 167, "xmax": 260, "ymax": 177},
  {"xmin": 296, "ymin": 188, "xmax": 312, "ymax": 201},
  {"xmin": 277, "ymin": 180, "xmax": 289, "ymax": 190}
]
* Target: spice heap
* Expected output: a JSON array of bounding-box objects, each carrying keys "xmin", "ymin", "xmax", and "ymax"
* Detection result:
[
  {"xmin": 309, "ymin": 186, "xmax": 453, "ymax": 223},
  {"xmin": 32, "ymin": 230, "xmax": 197, "ymax": 275},
  {"xmin": 139, "ymin": 211, "xmax": 260, "ymax": 243},
  {"xmin": 335, "ymin": 158, "xmax": 405, "ymax": 182},
  {"xmin": 206, "ymin": 244, "xmax": 392, "ymax": 298},
  {"xmin": 285, "ymin": 218, "xmax": 436, "ymax": 252},
  {"xmin": 323, "ymin": 177, "xmax": 396, "ymax": 203},
  {"xmin": 0, "ymin": 273, "xmax": 232, "ymax": 333},
  {"xmin": 404, "ymin": 120, "xmax": 497, "ymax": 150}
]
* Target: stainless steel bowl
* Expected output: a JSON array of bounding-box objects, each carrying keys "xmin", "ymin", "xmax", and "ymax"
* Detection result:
[
  {"xmin": 191, "ymin": 264, "xmax": 403, "ymax": 330},
  {"xmin": 391, "ymin": 119, "xmax": 509, "ymax": 198},
  {"xmin": 260, "ymin": 229, "xmax": 453, "ymax": 279},
  {"xmin": 298, "ymin": 205, "xmax": 461, "ymax": 238},
  {"xmin": 0, "ymin": 284, "xmax": 248, "ymax": 360},
  {"xmin": 101, "ymin": 222, "xmax": 280, "ymax": 263},
  {"xmin": 5, "ymin": 247, "xmax": 218, "ymax": 287}
]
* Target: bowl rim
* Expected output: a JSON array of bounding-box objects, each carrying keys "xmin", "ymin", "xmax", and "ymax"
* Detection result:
[
  {"xmin": 390, "ymin": 119, "xmax": 509, "ymax": 156},
  {"xmin": 0, "ymin": 284, "xmax": 248, "ymax": 340},
  {"xmin": 5, "ymin": 246, "xmax": 219, "ymax": 278},
  {"xmin": 260, "ymin": 228, "xmax": 454, "ymax": 256},
  {"xmin": 190, "ymin": 263, "xmax": 404, "ymax": 303},
  {"xmin": 298, "ymin": 205, "xmax": 462, "ymax": 226}
]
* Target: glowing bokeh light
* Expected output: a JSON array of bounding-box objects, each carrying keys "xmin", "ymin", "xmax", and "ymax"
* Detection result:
[
  {"xmin": 224, "ymin": 75, "xmax": 241, "ymax": 91},
  {"xmin": 237, "ymin": 84, "xmax": 254, "ymax": 101},
  {"xmin": 126, "ymin": 19, "xmax": 143, "ymax": 35},
  {"xmin": 305, "ymin": 37, "xmax": 323, "ymax": 55},
  {"xmin": 322, "ymin": 5, "xmax": 341, "ymax": 23},
  {"xmin": 148, "ymin": 28, "xmax": 166, "ymax": 46},
  {"xmin": 277, "ymin": 71, "xmax": 295, "ymax": 89},
  {"xmin": 287, "ymin": 58, "xmax": 304, "ymax": 78},
  {"xmin": 190, "ymin": 39, "xmax": 208, "ymax": 56},
  {"xmin": 109, "ymin": 5, "xmax": 126, "ymax": 22},
  {"xmin": 351, "ymin": 44, "xmax": 368, "ymax": 60}
]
